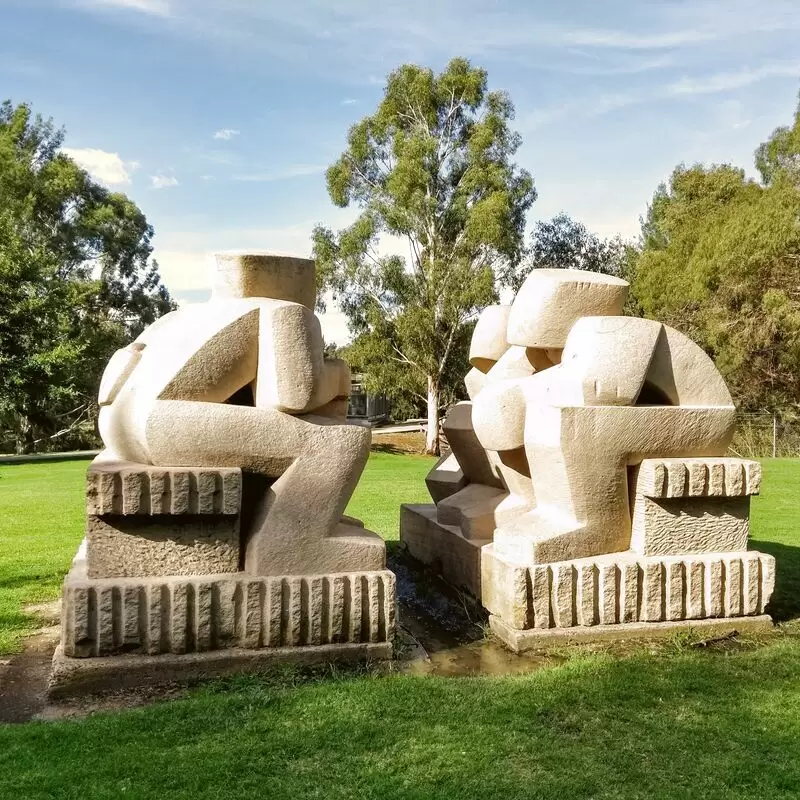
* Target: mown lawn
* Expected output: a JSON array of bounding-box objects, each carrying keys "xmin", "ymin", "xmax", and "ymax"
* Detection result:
[{"xmin": 1, "ymin": 456, "xmax": 799, "ymax": 799}]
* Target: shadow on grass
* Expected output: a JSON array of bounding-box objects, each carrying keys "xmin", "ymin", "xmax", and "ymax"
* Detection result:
[
  {"xmin": 370, "ymin": 442, "xmax": 418, "ymax": 455},
  {"xmin": 0, "ymin": 608, "xmax": 43, "ymax": 653},
  {"xmin": 755, "ymin": 540, "xmax": 800, "ymax": 621},
  {"xmin": 2, "ymin": 641, "xmax": 800, "ymax": 799},
  {"xmin": 0, "ymin": 571, "xmax": 65, "ymax": 592}
]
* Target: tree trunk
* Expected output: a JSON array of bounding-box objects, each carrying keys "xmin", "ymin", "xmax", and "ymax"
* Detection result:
[
  {"xmin": 425, "ymin": 376, "xmax": 440, "ymax": 456},
  {"xmin": 15, "ymin": 414, "xmax": 33, "ymax": 455}
]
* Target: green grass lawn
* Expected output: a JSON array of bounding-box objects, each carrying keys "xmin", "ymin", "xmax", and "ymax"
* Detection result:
[{"xmin": 1, "ymin": 456, "xmax": 800, "ymax": 799}]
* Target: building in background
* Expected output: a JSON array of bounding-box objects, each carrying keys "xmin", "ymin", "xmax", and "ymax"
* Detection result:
[{"xmin": 348, "ymin": 374, "xmax": 389, "ymax": 425}]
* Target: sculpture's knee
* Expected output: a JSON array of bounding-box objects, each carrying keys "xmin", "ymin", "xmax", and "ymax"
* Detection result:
[{"xmin": 304, "ymin": 420, "xmax": 370, "ymax": 474}]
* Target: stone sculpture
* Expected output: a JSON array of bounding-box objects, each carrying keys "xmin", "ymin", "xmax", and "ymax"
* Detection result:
[
  {"xmin": 51, "ymin": 253, "xmax": 395, "ymax": 695},
  {"xmin": 401, "ymin": 269, "xmax": 774, "ymax": 652}
]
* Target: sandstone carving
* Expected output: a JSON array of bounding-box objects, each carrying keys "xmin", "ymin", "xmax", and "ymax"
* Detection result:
[
  {"xmin": 401, "ymin": 268, "xmax": 775, "ymax": 651},
  {"xmin": 52, "ymin": 253, "xmax": 395, "ymax": 694}
]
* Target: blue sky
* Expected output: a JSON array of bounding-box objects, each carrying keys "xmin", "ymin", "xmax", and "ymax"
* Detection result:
[{"xmin": 3, "ymin": 0, "xmax": 800, "ymax": 342}]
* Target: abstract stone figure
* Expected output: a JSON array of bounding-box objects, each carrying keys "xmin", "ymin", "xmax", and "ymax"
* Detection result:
[
  {"xmin": 52, "ymin": 254, "xmax": 395, "ymax": 696},
  {"xmin": 401, "ymin": 268, "xmax": 774, "ymax": 651}
]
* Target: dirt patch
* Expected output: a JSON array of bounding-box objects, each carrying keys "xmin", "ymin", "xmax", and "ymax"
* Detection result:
[
  {"xmin": 0, "ymin": 626, "xmax": 59, "ymax": 723},
  {"xmin": 23, "ymin": 599, "xmax": 61, "ymax": 625},
  {"xmin": 370, "ymin": 431, "xmax": 428, "ymax": 455}
]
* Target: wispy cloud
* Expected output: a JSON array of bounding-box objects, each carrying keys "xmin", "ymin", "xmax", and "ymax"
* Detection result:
[
  {"xmin": 151, "ymin": 174, "xmax": 179, "ymax": 188},
  {"xmin": 70, "ymin": 0, "xmax": 800, "ymax": 86},
  {"xmin": 341, "ymin": 98, "xmax": 358, "ymax": 105},
  {"xmin": 83, "ymin": 0, "xmax": 171, "ymax": 17},
  {"xmin": 521, "ymin": 92, "xmax": 642, "ymax": 132},
  {"xmin": 213, "ymin": 128, "xmax": 240, "ymax": 140},
  {"xmin": 62, "ymin": 147, "xmax": 138, "ymax": 185},
  {"xmin": 559, "ymin": 54, "xmax": 675, "ymax": 77},
  {"xmin": 668, "ymin": 61, "xmax": 800, "ymax": 95},
  {"xmin": 231, "ymin": 164, "xmax": 323, "ymax": 182},
  {"xmin": 562, "ymin": 28, "xmax": 716, "ymax": 51}
]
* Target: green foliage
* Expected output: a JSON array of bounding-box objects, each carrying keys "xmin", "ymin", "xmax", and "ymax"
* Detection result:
[
  {"xmin": 756, "ymin": 91, "xmax": 800, "ymax": 187},
  {"xmin": 344, "ymin": 321, "xmax": 474, "ymax": 422},
  {"xmin": 313, "ymin": 59, "xmax": 536, "ymax": 451},
  {"xmin": 629, "ymin": 102, "xmax": 800, "ymax": 414},
  {"xmin": 520, "ymin": 212, "xmax": 627, "ymax": 291},
  {"xmin": 0, "ymin": 101, "xmax": 174, "ymax": 452}
]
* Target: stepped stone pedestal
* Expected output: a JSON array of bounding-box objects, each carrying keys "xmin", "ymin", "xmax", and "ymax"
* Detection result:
[{"xmin": 51, "ymin": 254, "xmax": 396, "ymax": 696}]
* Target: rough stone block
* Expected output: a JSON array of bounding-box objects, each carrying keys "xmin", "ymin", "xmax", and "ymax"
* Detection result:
[
  {"xmin": 86, "ymin": 515, "xmax": 240, "ymax": 578},
  {"xmin": 630, "ymin": 458, "xmax": 760, "ymax": 557}
]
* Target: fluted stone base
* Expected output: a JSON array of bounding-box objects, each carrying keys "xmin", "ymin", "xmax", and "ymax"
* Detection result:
[
  {"xmin": 52, "ymin": 544, "xmax": 396, "ymax": 695},
  {"xmin": 482, "ymin": 545, "xmax": 775, "ymax": 633},
  {"xmin": 61, "ymin": 554, "xmax": 395, "ymax": 658}
]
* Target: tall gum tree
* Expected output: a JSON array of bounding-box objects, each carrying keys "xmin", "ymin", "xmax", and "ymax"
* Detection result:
[{"xmin": 313, "ymin": 58, "xmax": 536, "ymax": 454}]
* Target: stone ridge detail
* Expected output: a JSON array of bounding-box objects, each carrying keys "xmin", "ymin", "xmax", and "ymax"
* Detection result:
[
  {"xmin": 481, "ymin": 546, "xmax": 775, "ymax": 631},
  {"xmin": 61, "ymin": 569, "xmax": 396, "ymax": 658},
  {"xmin": 635, "ymin": 458, "xmax": 761, "ymax": 500},
  {"xmin": 86, "ymin": 463, "xmax": 242, "ymax": 516}
]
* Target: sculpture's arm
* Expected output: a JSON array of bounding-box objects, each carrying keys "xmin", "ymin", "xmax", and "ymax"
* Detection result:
[
  {"xmin": 256, "ymin": 304, "xmax": 349, "ymax": 414},
  {"xmin": 472, "ymin": 377, "xmax": 528, "ymax": 452}
]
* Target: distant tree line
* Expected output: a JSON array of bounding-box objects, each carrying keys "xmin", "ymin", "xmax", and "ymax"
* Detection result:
[
  {"xmin": 3, "ymin": 73, "xmax": 798, "ymax": 457},
  {"xmin": 629, "ymin": 96, "xmax": 800, "ymax": 418},
  {"xmin": 316, "ymin": 61, "xmax": 800, "ymax": 453}
]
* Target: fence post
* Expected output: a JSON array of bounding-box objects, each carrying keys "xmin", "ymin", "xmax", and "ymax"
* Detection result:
[{"xmin": 773, "ymin": 413, "xmax": 777, "ymax": 459}]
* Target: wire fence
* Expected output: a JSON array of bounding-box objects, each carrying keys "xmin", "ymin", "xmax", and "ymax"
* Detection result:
[{"xmin": 729, "ymin": 412, "xmax": 800, "ymax": 459}]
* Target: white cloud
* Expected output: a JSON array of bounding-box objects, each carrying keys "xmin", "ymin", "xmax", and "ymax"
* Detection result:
[
  {"xmin": 84, "ymin": 0, "xmax": 171, "ymax": 16},
  {"xmin": 70, "ymin": 0, "xmax": 800, "ymax": 91},
  {"xmin": 213, "ymin": 128, "xmax": 240, "ymax": 140},
  {"xmin": 231, "ymin": 164, "xmax": 323, "ymax": 182},
  {"xmin": 341, "ymin": 98, "xmax": 357, "ymax": 105},
  {"xmin": 667, "ymin": 61, "xmax": 800, "ymax": 96},
  {"xmin": 151, "ymin": 174, "xmax": 179, "ymax": 189},
  {"xmin": 62, "ymin": 147, "xmax": 137, "ymax": 185}
]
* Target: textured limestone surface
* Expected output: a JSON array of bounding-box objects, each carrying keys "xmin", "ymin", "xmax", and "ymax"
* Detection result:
[
  {"xmin": 400, "ymin": 267, "xmax": 775, "ymax": 642},
  {"xmin": 490, "ymin": 614, "xmax": 774, "ymax": 653},
  {"xmin": 86, "ymin": 460, "xmax": 242, "ymax": 516},
  {"xmin": 481, "ymin": 545, "xmax": 775, "ymax": 632},
  {"xmin": 49, "ymin": 641, "xmax": 391, "ymax": 699},
  {"xmin": 630, "ymin": 458, "xmax": 760, "ymax": 557},
  {"xmin": 62, "ymin": 558, "xmax": 396, "ymax": 658},
  {"xmin": 400, "ymin": 504, "xmax": 486, "ymax": 597},
  {"xmin": 86, "ymin": 516, "xmax": 240, "ymax": 578}
]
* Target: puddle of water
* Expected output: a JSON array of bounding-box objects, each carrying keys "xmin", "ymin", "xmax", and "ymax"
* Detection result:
[
  {"xmin": 391, "ymin": 550, "xmax": 565, "ymax": 678},
  {"xmin": 404, "ymin": 637, "xmax": 559, "ymax": 677}
]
